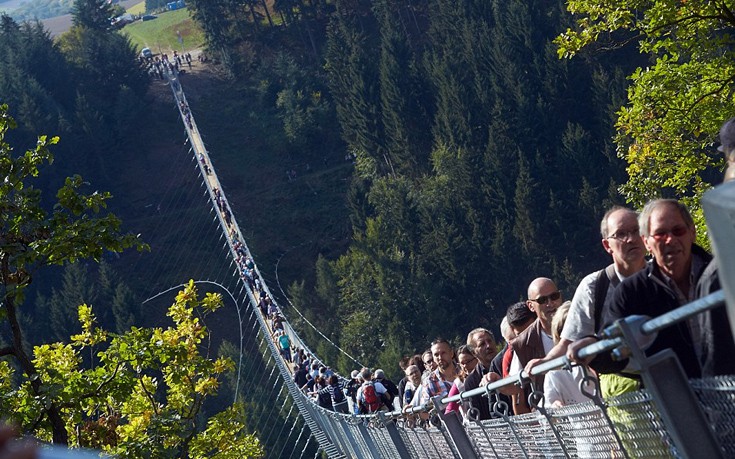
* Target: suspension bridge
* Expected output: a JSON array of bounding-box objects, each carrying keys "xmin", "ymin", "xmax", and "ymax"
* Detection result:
[{"xmin": 148, "ymin": 68, "xmax": 735, "ymax": 458}]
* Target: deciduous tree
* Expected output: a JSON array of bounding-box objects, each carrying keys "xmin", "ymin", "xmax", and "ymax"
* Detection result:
[
  {"xmin": 0, "ymin": 107, "xmax": 263, "ymax": 456},
  {"xmin": 555, "ymin": 0, "xmax": 735, "ymax": 215}
]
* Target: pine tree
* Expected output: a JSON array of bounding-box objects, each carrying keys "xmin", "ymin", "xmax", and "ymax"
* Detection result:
[
  {"xmin": 72, "ymin": 0, "xmax": 114, "ymax": 31},
  {"xmin": 49, "ymin": 263, "xmax": 97, "ymax": 342},
  {"xmin": 374, "ymin": 0, "xmax": 429, "ymax": 175},
  {"xmin": 326, "ymin": 1, "xmax": 384, "ymax": 171}
]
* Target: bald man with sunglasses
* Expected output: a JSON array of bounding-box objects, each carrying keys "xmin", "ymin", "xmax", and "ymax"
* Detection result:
[{"xmin": 507, "ymin": 277, "xmax": 563, "ymax": 414}]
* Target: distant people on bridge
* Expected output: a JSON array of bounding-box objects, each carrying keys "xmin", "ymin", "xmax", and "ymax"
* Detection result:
[
  {"xmin": 356, "ymin": 368, "xmax": 389, "ymax": 414},
  {"xmin": 328, "ymin": 375, "xmax": 349, "ymax": 413},
  {"xmin": 277, "ymin": 330, "xmax": 292, "ymax": 362},
  {"xmin": 374, "ymin": 369, "xmax": 398, "ymax": 410},
  {"xmin": 293, "ymin": 363, "xmax": 308, "ymax": 390},
  {"xmin": 344, "ymin": 370, "xmax": 361, "ymax": 414},
  {"xmin": 271, "ymin": 313, "xmax": 285, "ymax": 335}
]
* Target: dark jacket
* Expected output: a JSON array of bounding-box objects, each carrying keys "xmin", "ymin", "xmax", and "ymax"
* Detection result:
[
  {"xmin": 293, "ymin": 367, "xmax": 308, "ymax": 388},
  {"xmin": 464, "ymin": 361, "xmax": 492, "ymax": 420},
  {"xmin": 594, "ymin": 246, "xmax": 712, "ymax": 379},
  {"xmin": 695, "ymin": 258, "xmax": 735, "ymax": 376}
]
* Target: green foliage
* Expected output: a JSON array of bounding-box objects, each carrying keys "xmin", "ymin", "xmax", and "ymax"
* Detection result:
[
  {"xmin": 272, "ymin": 54, "xmax": 333, "ymax": 149},
  {"xmin": 0, "ymin": 13, "xmax": 150, "ymax": 182},
  {"xmin": 313, "ymin": 0, "xmax": 636, "ymax": 377},
  {"xmin": 123, "ymin": 8, "xmax": 206, "ymax": 53},
  {"xmin": 555, "ymin": 0, "xmax": 735, "ymax": 218},
  {"xmin": 0, "ymin": 105, "xmax": 147, "ymax": 444},
  {"xmin": 1, "ymin": 281, "xmax": 264, "ymax": 457},
  {"xmin": 145, "ymin": 0, "xmax": 169, "ymax": 13},
  {"xmin": 72, "ymin": 0, "xmax": 114, "ymax": 31},
  {"xmin": 0, "ymin": 16, "xmax": 74, "ymax": 135}
]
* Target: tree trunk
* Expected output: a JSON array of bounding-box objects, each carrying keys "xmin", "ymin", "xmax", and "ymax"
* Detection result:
[
  {"xmin": 3, "ymin": 289, "xmax": 69, "ymax": 444},
  {"xmin": 260, "ymin": 0, "xmax": 274, "ymax": 27}
]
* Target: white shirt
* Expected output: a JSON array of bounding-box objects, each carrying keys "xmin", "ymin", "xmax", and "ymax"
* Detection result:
[
  {"xmin": 561, "ymin": 268, "xmax": 626, "ymax": 341},
  {"xmin": 543, "ymin": 366, "xmax": 593, "ymax": 407}
]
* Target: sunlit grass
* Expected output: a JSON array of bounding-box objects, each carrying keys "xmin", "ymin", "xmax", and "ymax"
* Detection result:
[
  {"xmin": 126, "ymin": 1, "xmax": 145, "ymax": 15},
  {"xmin": 123, "ymin": 7, "xmax": 205, "ymax": 53}
]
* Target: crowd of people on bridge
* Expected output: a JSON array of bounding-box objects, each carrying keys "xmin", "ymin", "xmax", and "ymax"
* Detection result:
[
  {"xmin": 291, "ymin": 196, "xmax": 734, "ymax": 422},
  {"xmin": 204, "ymin": 101, "xmax": 735, "ymax": 427},
  {"xmin": 142, "ymin": 50, "xmax": 194, "ymax": 80},
  {"xmin": 272, "ymin": 117, "xmax": 735, "ymax": 424}
]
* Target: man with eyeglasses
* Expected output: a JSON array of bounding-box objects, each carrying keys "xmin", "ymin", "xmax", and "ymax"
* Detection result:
[
  {"xmin": 525, "ymin": 207, "xmax": 647, "ymax": 397},
  {"xmin": 507, "ymin": 277, "xmax": 563, "ymax": 414},
  {"xmin": 574, "ymin": 199, "xmax": 714, "ymax": 380}
]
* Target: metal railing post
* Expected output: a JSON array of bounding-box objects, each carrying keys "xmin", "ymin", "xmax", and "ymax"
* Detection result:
[
  {"xmin": 433, "ymin": 396, "xmax": 480, "ymax": 459},
  {"xmin": 377, "ymin": 412, "xmax": 413, "ymax": 459},
  {"xmin": 356, "ymin": 420, "xmax": 382, "ymax": 459},
  {"xmin": 615, "ymin": 318, "xmax": 725, "ymax": 459}
]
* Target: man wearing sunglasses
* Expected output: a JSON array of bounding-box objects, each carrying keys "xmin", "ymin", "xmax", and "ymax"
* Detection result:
[
  {"xmin": 577, "ymin": 200, "xmax": 713, "ymax": 380},
  {"xmin": 524, "ymin": 207, "xmax": 647, "ymax": 397},
  {"xmin": 507, "ymin": 277, "xmax": 563, "ymax": 414}
]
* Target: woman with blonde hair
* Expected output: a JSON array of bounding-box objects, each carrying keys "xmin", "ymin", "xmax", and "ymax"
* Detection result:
[{"xmin": 543, "ymin": 301, "xmax": 596, "ymax": 407}]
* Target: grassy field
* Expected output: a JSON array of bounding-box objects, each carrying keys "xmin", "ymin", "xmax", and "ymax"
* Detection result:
[
  {"xmin": 126, "ymin": 1, "xmax": 145, "ymax": 15},
  {"xmin": 123, "ymin": 7, "xmax": 205, "ymax": 53}
]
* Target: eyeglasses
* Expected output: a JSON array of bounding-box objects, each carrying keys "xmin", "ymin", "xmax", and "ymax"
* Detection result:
[
  {"xmin": 650, "ymin": 226, "xmax": 689, "ymax": 241},
  {"xmin": 459, "ymin": 357, "xmax": 476, "ymax": 367},
  {"xmin": 423, "ymin": 360, "xmax": 433, "ymax": 366},
  {"xmin": 529, "ymin": 291, "xmax": 561, "ymax": 305},
  {"xmin": 606, "ymin": 230, "xmax": 640, "ymax": 241}
]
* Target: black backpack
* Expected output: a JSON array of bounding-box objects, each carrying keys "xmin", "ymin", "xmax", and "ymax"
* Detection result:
[
  {"xmin": 593, "ymin": 264, "xmax": 620, "ymax": 333},
  {"xmin": 332, "ymin": 384, "xmax": 345, "ymax": 404},
  {"xmin": 345, "ymin": 380, "xmax": 358, "ymax": 401}
]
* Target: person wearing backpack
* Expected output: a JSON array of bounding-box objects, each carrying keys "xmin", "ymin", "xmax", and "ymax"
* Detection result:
[
  {"xmin": 326, "ymin": 375, "xmax": 348, "ymax": 413},
  {"xmin": 374, "ymin": 369, "xmax": 399, "ymax": 410},
  {"xmin": 356, "ymin": 368, "xmax": 388, "ymax": 414},
  {"xmin": 523, "ymin": 206, "xmax": 647, "ymax": 398}
]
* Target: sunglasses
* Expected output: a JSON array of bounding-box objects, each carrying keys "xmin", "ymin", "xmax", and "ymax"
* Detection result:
[
  {"xmin": 529, "ymin": 291, "xmax": 561, "ymax": 305},
  {"xmin": 650, "ymin": 226, "xmax": 689, "ymax": 241}
]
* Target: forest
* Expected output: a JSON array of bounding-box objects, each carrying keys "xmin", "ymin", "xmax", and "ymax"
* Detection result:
[
  {"xmin": 182, "ymin": 0, "xmax": 734, "ymax": 374},
  {"xmin": 182, "ymin": 0, "xmax": 648, "ymax": 370},
  {"xmin": 1, "ymin": 0, "xmax": 733, "ymax": 456}
]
